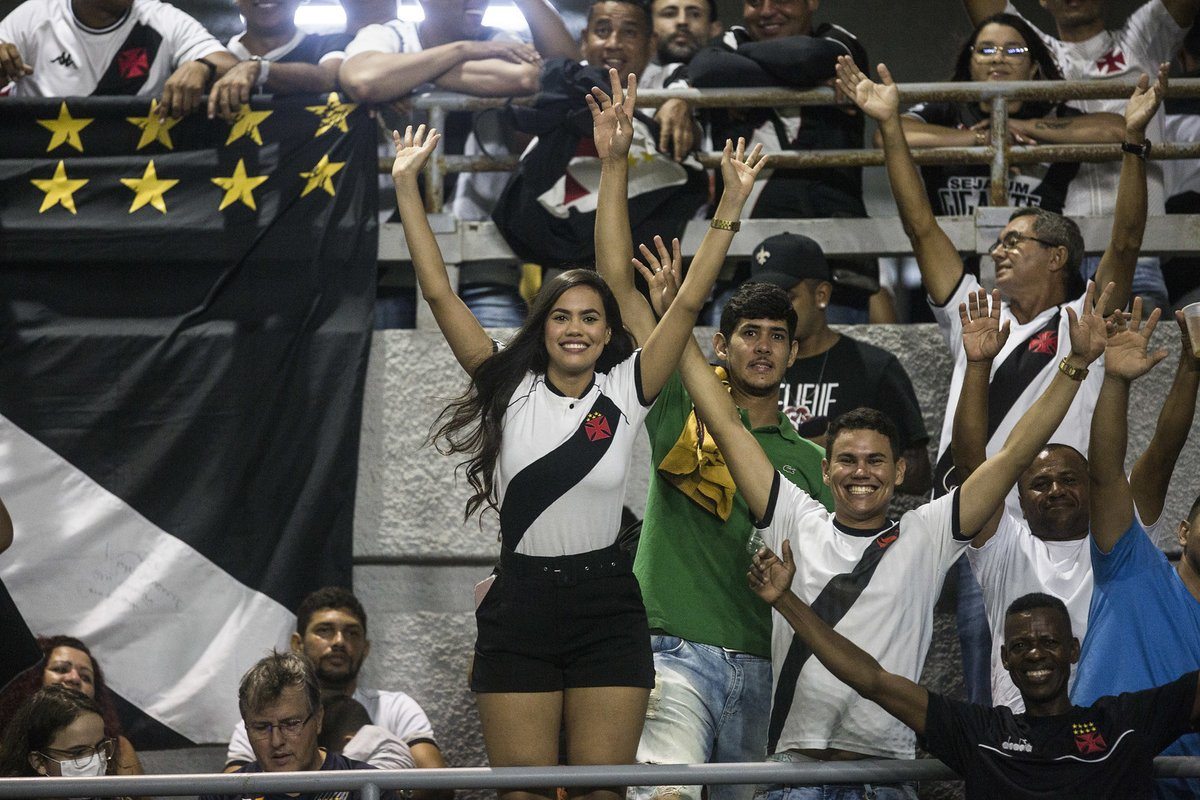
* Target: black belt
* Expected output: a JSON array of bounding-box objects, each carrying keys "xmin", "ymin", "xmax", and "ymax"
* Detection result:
[{"xmin": 499, "ymin": 542, "xmax": 632, "ymax": 586}]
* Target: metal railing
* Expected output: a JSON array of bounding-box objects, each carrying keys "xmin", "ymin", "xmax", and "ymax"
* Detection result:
[
  {"xmin": 2, "ymin": 758, "xmax": 1200, "ymax": 798},
  {"xmin": 405, "ymin": 77, "xmax": 1200, "ymax": 212}
]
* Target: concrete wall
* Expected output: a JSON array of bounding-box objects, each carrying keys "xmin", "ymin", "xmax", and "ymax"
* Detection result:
[{"xmin": 353, "ymin": 321, "xmax": 1199, "ymax": 781}]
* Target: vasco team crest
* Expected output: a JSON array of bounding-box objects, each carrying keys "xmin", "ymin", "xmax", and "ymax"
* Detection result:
[{"xmin": 584, "ymin": 411, "xmax": 612, "ymax": 442}]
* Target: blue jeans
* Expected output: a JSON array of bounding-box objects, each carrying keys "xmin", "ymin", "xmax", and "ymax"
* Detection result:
[
  {"xmin": 1079, "ymin": 255, "xmax": 1168, "ymax": 312},
  {"xmin": 374, "ymin": 284, "xmax": 525, "ymax": 330},
  {"xmin": 374, "ymin": 286, "xmax": 416, "ymax": 330},
  {"xmin": 460, "ymin": 284, "xmax": 526, "ymax": 328},
  {"xmin": 952, "ymin": 557, "xmax": 992, "ymax": 705},
  {"xmin": 754, "ymin": 752, "xmax": 919, "ymax": 800},
  {"xmin": 632, "ymin": 636, "xmax": 772, "ymax": 800}
]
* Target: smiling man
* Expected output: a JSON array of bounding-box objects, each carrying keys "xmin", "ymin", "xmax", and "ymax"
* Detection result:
[
  {"xmin": 201, "ymin": 652, "xmax": 378, "ymax": 800},
  {"xmin": 680, "ymin": 240, "xmax": 1117, "ymax": 798},
  {"xmin": 746, "ymin": 557, "xmax": 1200, "ymax": 800},
  {"xmin": 225, "ymin": 587, "xmax": 446, "ymax": 796}
]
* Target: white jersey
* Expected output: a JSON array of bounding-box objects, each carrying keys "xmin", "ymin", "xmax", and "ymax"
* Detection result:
[
  {"xmin": 224, "ymin": 686, "xmax": 436, "ymax": 767},
  {"xmin": 0, "ymin": 0, "xmax": 225, "ymax": 97},
  {"xmin": 342, "ymin": 724, "xmax": 415, "ymax": 770},
  {"xmin": 761, "ymin": 482, "xmax": 968, "ymax": 759},
  {"xmin": 344, "ymin": 18, "xmax": 420, "ymax": 59},
  {"xmin": 1164, "ymin": 112, "xmax": 1200, "ymax": 200},
  {"xmin": 496, "ymin": 351, "xmax": 652, "ymax": 557},
  {"xmin": 932, "ymin": 274, "xmax": 1103, "ymax": 519},
  {"xmin": 1006, "ymin": 0, "xmax": 1187, "ymax": 216},
  {"xmin": 967, "ymin": 513, "xmax": 1092, "ymax": 713}
]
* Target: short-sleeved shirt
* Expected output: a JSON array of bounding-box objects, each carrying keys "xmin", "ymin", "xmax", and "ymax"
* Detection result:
[
  {"xmin": 904, "ymin": 100, "xmax": 1083, "ymax": 215},
  {"xmin": 201, "ymin": 752, "xmax": 377, "ymax": 800},
  {"xmin": 931, "ymin": 274, "xmax": 1103, "ymax": 518},
  {"xmin": 0, "ymin": 0, "xmax": 225, "ymax": 97},
  {"xmin": 1005, "ymin": 0, "xmax": 1187, "ymax": 216},
  {"xmin": 634, "ymin": 369, "xmax": 833, "ymax": 658},
  {"xmin": 226, "ymin": 687, "xmax": 436, "ymax": 767},
  {"xmin": 760, "ymin": 483, "xmax": 968, "ymax": 758},
  {"xmin": 777, "ymin": 334, "xmax": 927, "ymax": 451},
  {"xmin": 923, "ymin": 671, "xmax": 1198, "ymax": 800},
  {"xmin": 967, "ymin": 513, "xmax": 1092, "ymax": 712},
  {"xmin": 496, "ymin": 351, "xmax": 653, "ymax": 557},
  {"xmin": 226, "ymin": 29, "xmax": 350, "ymax": 65}
]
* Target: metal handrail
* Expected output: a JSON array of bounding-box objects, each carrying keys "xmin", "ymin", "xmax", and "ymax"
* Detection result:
[
  {"xmin": 2, "ymin": 758, "xmax": 1200, "ymax": 798},
  {"xmin": 403, "ymin": 78, "xmax": 1200, "ymax": 211}
]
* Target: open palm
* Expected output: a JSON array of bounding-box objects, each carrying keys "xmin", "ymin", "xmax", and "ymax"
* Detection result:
[
  {"xmin": 391, "ymin": 124, "xmax": 440, "ymax": 185},
  {"xmin": 1125, "ymin": 63, "xmax": 1167, "ymax": 134},
  {"xmin": 718, "ymin": 137, "xmax": 768, "ymax": 205},
  {"xmin": 834, "ymin": 56, "xmax": 898, "ymax": 122},
  {"xmin": 959, "ymin": 287, "xmax": 1010, "ymax": 362},
  {"xmin": 587, "ymin": 67, "xmax": 637, "ymax": 161},
  {"xmin": 1104, "ymin": 298, "xmax": 1167, "ymax": 380}
]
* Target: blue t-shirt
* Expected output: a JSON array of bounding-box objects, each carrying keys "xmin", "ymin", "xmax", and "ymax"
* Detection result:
[{"xmin": 1073, "ymin": 518, "xmax": 1200, "ymax": 798}]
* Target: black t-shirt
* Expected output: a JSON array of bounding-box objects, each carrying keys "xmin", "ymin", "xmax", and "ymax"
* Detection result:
[
  {"xmin": 778, "ymin": 334, "xmax": 927, "ymax": 450},
  {"xmin": 905, "ymin": 100, "xmax": 1083, "ymax": 215},
  {"xmin": 199, "ymin": 752, "xmax": 377, "ymax": 800},
  {"xmin": 922, "ymin": 671, "xmax": 1199, "ymax": 800}
]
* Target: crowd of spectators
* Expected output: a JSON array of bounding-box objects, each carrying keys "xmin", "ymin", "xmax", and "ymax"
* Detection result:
[{"xmin": 2, "ymin": 0, "xmax": 1200, "ymax": 798}]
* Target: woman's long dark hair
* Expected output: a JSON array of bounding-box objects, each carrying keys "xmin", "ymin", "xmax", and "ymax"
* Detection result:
[
  {"xmin": 952, "ymin": 13, "xmax": 1063, "ymax": 117},
  {"xmin": 0, "ymin": 637, "xmax": 124, "ymax": 749},
  {"xmin": 433, "ymin": 269, "xmax": 635, "ymax": 522},
  {"xmin": 0, "ymin": 685, "xmax": 106, "ymax": 777}
]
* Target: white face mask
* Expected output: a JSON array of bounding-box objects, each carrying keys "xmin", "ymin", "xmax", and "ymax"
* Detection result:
[{"xmin": 51, "ymin": 752, "xmax": 108, "ymax": 778}]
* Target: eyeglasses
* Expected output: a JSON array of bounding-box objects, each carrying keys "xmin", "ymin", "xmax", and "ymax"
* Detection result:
[
  {"xmin": 988, "ymin": 231, "xmax": 1061, "ymax": 254},
  {"xmin": 247, "ymin": 711, "xmax": 315, "ymax": 740},
  {"xmin": 971, "ymin": 44, "xmax": 1031, "ymax": 59},
  {"xmin": 36, "ymin": 738, "xmax": 115, "ymax": 770}
]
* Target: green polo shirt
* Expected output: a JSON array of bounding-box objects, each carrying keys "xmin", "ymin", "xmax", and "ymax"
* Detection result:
[{"xmin": 633, "ymin": 369, "xmax": 833, "ymax": 657}]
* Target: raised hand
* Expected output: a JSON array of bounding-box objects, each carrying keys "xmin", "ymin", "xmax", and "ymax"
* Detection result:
[
  {"xmin": 834, "ymin": 56, "xmax": 899, "ymax": 123},
  {"xmin": 718, "ymin": 137, "xmax": 768, "ymax": 207},
  {"xmin": 1125, "ymin": 62, "xmax": 1168, "ymax": 138},
  {"xmin": 1065, "ymin": 280, "xmax": 1114, "ymax": 366},
  {"xmin": 391, "ymin": 125, "xmax": 441, "ymax": 186},
  {"xmin": 632, "ymin": 235, "xmax": 682, "ymax": 318},
  {"xmin": 586, "ymin": 67, "xmax": 637, "ymax": 162},
  {"xmin": 747, "ymin": 540, "xmax": 796, "ymax": 607},
  {"xmin": 958, "ymin": 287, "xmax": 1010, "ymax": 363},
  {"xmin": 1104, "ymin": 296, "xmax": 1167, "ymax": 380},
  {"xmin": 1176, "ymin": 309, "xmax": 1200, "ymax": 368}
]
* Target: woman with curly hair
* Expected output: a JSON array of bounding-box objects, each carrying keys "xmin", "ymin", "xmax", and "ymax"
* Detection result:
[{"xmin": 0, "ymin": 636, "xmax": 142, "ymax": 776}]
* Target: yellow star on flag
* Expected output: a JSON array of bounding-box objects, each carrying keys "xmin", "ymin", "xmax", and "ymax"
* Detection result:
[
  {"xmin": 299, "ymin": 154, "xmax": 345, "ymax": 198},
  {"xmin": 225, "ymin": 104, "xmax": 273, "ymax": 146},
  {"xmin": 37, "ymin": 102, "xmax": 94, "ymax": 153},
  {"xmin": 120, "ymin": 160, "xmax": 179, "ymax": 214},
  {"xmin": 212, "ymin": 158, "xmax": 269, "ymax": 211},
  {"xmin": 305, "ymin": 92, "xmax": 358, "ymax": 138},
  {"xmin": 127, "ymin": 100, "xmax": 180, "ymax": 150},
  {"xmin": 31, "ymin": 160, "xmax": 89, "ymax": 214}
]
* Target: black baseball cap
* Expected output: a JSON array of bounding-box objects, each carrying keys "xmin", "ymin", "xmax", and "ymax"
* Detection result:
[{"xmin": 748, "ymin": 233, "xmax": 831, "ymax": 290}]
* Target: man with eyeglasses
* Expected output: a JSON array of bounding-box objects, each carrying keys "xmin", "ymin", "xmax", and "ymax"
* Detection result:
[
  {"xmin": 201, "ymin": 652, "xmax": 377, "ymax": 800},
  {"xmin": 964, "ymin": 0, "xmax": 1200, "ymax": 312}
]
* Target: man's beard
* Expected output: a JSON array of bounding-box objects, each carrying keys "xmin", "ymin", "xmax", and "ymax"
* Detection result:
[
  {"xmin": 316, "ymin": 657, "xmax": 360, "ymax": 689},
  {"xmin": 658, "ymin": 34, "xmax": 700, "ymax": 64}
]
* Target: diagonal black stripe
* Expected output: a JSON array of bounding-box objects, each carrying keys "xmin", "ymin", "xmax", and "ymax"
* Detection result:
[
  {"xmin": 767, "ymin": 523, "xmax": 902, "ymax": 753},
  {"xmin": 499, "ymin": 393, "xmax": 622, "ymax": 550},
  {"xmin": 93, "ymin": 23, "xmax": 163, "ymax": 96},
  {"xmin": 934, "ymin": 310, "xmax": 1061, "ymax": 497}
]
